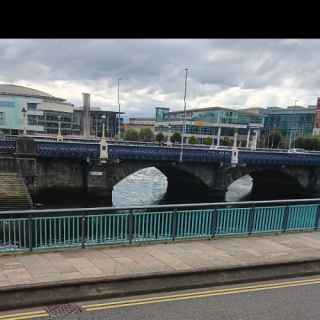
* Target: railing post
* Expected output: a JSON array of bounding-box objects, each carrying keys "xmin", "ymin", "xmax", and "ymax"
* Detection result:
[
  {"xmin": 248, "ymin": 204, "xmax": 255, "ymax": 235},
  {"xmin": 172, "ymin": 208, "xmax": 178, "ymax": 241},
  {"xmin": 282, "ymin": 206, "xmax": 290, "ymax": 233},
  {"xmin": 211, "ymin": 208, "xmax": 218, "ymax": 239},
  {"xmin": 81, "ymin": 211, "xmax": 87, "ymax": 249},
  {"xmin": 128, "ymin": 209, "xmax": 134, "ymax": 244},
  {"xmin": 314, "ymin": 205, "xmax": 320, "ymax": 231},
  {"xmin": 28, "ymin": 213, "xmax": 33, "ymax": 252}
]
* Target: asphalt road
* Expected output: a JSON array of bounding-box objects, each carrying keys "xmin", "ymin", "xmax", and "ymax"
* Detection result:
[{"xmin": 3, "ymin": 276, "xmax": 320, "ymax": 320}]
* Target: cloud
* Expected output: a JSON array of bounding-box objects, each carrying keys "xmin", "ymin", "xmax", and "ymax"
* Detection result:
[{"xmin": 0, "ymin": 39, "xmax": 320, "ymax": 117}]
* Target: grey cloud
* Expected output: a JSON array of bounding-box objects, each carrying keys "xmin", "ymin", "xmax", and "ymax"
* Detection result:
[{"xmin": 1, "ymin": 39, "xmax": 320, "ymax": 116}]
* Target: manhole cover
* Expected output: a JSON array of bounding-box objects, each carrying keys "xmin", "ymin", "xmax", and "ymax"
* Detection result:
[{"xmin": 46, "ymin": 303, "xmax": 83, "ymax": 319}]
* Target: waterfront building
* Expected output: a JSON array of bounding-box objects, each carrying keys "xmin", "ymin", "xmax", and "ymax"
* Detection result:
[
  {"xmin": 0, "ymin": 84, "xmax": 122, "ymax": 138},
  {"xmin": 263, "ymin": 105, "xmax": 316, "ymax": 143},
  {"xmin": 74, "ymin": 107, "xmax": 122, "ymax": 138},
  {"xmin": 123, "ymin": 117, "xmax": 155, "ymax": 133},
  {"xmin": 155, "ymin": 106, "xmax": 264, "ymax": 146},
  {"xmin": 0, "ymin": 84, "xmax": 75, "ymax": 135}
]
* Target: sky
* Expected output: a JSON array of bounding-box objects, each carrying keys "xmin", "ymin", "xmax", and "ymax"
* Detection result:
[{"xmin": 0, "ymin": 39, "xmax": 319, "ymax": 118}]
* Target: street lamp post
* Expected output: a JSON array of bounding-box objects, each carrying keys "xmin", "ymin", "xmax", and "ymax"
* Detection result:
[
  {"xmin": 100, "ymin": 114, "xmax": 108, "ymax": 162},
  {"xmin": 180, "ymin": 68, "xmax": 189, "ymax": 163},
  {"xmin": 21, "ymin": 107, "xmax": 27, "ymax": 135},
  {"xmin": 106, "ymin": 114, "xmax": 109, "ymax": 138},
  {"xmin": 57, "ymin": 115, "xmax": 63, "ymax": 141},
  {"xmin": 117, "ymin": 78, "xmax": 122, "ymax": 141}
]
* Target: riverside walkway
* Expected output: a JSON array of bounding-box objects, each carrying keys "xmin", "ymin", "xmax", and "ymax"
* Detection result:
[
  {"xmin": 1, "ymin": 231, "xmax": 320, "ymax": 288},
  {"xmin": 1, "ymin": 199, "xmax": 320, "ymax": 310}
]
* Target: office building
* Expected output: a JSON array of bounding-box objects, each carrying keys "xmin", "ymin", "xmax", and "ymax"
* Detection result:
[
  {"xmin": 263, "ymin": 105, "xmax": 316, "ymax": 141},
  {"xmin": 155, "ymin": 106, "xmax": 264, "ymax": 146},
  {"xmin": 123, "ymin": 117, "xmax": 155, "ymax": 133}
]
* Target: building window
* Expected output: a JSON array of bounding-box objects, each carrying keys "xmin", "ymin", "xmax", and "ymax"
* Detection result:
[
  {"xmin": 0, "ymin": 101, "xmax": 14, "ymax": 108},
  {"xmin": 27, "ymin": 103, "xmax": 38, "ymax": 110},
  {"xmin": 0, "ymin": 112, "xmax": 5, "ymax": 125}
]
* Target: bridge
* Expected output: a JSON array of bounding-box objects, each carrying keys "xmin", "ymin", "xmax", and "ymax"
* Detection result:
[{"xmin": 0, "ymin": 136, "xmax": 320, "ymax": 207}]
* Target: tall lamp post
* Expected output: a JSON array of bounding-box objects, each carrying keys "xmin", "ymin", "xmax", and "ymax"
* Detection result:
[
  {"xmin": 21, "ymin": 107, "xmax": 27, "ymax": 135},
  {"xmin": 57, "ymin": 115, "xmax": 63, "ymax": 141},
  {"xmin": 180, "ymin": 68, "xmax": 189, "ymax": 162},
  {"xmin": 100, "ymin": 114, "xmax": 108, "ymax": 162},
  {"xmin": 101, "ymin": 115, "xmax": 106, "ymax": 140},
  {"xmin": 117, "ymin": 78, "xmax": 122, "ymax": 141}
]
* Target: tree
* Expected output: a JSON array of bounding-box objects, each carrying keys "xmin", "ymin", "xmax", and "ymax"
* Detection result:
[
  {"xmin": 138, "ymin": 128, "xmax": 154, "ymax": 142},
  {"xmin": 295, "ymin": 136, "xmax": 320, "ymax": 150},
  {"xmin": 188, "ymin": 136, "xmax": 197, "ymax": 144},
  {"xmin": 155, "ymin": 132, "xmax": 165, "ymax": 143},
  {"xmin": 221, "ymin": 137, "xmax": 232, "ymax": 146},
  {"xmin": 203, "ymin": 137, "xmax": 213, "ymax": 145},
  {"xmin": 170, "ymin": 132, "xmax": 181, "ymax": 143},
  {"xmin": 124, "ymin": 128, "xmax": 139, "ymax": 141},
  {"xmin": 268, "ymin": 130, "xmax": 282, "ymax": 148}
]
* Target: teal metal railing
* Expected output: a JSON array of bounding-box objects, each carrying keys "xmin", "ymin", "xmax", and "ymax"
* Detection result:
[{"xmin": 0, "ymin": 198, "xmax": 320, "ymax": 253}]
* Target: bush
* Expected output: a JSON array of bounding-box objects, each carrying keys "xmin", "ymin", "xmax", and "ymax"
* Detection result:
[
  {"xmin": 170, "ymin": 132, "xmax": 181, "ymax": 143},
  {"xmin": 124, "ymin": 128, "xmax": 139, "ymax": 141},
  {"xmin": 203, "ymin": 137, "xmax": 213, "ymax": 145},
  {"xmin": 295, "ymin": 136, "xmax": 320, "ymax": 150},
  {"xmin": 188, "ymin": 136, "xmax": 197, "ymax": 144},
  {"xmin": 155, "ymin": 132, "xmax": 165, "ymax": 143},
  {"xmin": 138, "ymin": 128, "xmax": 154, "ymax": 142}
]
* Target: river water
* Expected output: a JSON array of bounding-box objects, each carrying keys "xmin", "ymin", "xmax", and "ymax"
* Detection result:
[{"xmin": 112, "ymin": 167, "xmax": 253, "ymax": 207}]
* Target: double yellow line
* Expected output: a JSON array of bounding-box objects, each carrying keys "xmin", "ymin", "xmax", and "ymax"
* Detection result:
[
  {"xmin": 83, "ymin": 277, "xmax": 320, "ymax": 312},
  {"xmin": 0, "ymin": 310, "xmax": 48, "ymax": 320}
]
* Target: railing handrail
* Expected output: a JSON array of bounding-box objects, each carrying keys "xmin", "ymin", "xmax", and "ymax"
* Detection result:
[{"xmin": 1, "ymin": 198, "xmax": 320, "ymax": 217}]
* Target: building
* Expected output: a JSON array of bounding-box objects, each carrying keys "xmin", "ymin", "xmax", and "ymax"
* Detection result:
[
  {"xmin": 0, "ymin": 84, "xmax": 76, "ymax": 135},
  {"xmin": 123, "ymin": 117, "xmax": 155, "ymax": 133},
  {"xmin": 74, "ymin": 107, "xmax": 123, "ymax": 138},
  {"xmin": 0, "ymin": 84, "xmax": 123, "ymax": 139},
  {"xmin": 155, "ymin": 106, "xmax": 264, "ymax": 146},
  {"xmin": 263, "ymin": 105, "xmax": 316, "ymax": 143}
]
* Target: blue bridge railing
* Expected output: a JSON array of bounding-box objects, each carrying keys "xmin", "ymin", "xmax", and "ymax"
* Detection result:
[{"xmin": 0, "ymin": 198, "xmax": 320, "ymax": 253}]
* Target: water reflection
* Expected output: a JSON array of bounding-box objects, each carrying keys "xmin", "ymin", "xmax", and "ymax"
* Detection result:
[
  {"xmin": 112, "ymin": 167, "xmax": 253, "ymax": 207},
  {"xmin": 225, "ymin": 175, "xmax": 253, "ymax": 202},
  {"xmin": 112, "ymin": 167, "xmax": 168, "ymax": 207}
]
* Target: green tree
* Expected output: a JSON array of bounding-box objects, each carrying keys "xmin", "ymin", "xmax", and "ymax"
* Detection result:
[
  {"xmin": 155, "ymin": 132, "xmax": 165, "ymax": 143},
  {"xmin": 124, "ymin": 128, "xmax": 139, "ymax": 141},
  {"xmin": 203, "ymin": 137, "xmax": 213, "ymax": 145},
  {"xmin": 170, "ymin": 132, "xmax": 181, "ymax": 143},
  {"xmin": 268, "ymin": 130, "xmax": 282, "ymax": 148},
  {"xmin": 295, "ymin": 136, "xmax": 320, "ymax": 150},
  {"xmin": 188, "ymin": 136, "xmax": 197, "ymax": 144},
  {"xmin": 221, "ymin": 137, "xmax": 232, "ymax": 146},
  {"xmin": 138, "ymin": 128, "xmax": 154, "ymax": 142}
]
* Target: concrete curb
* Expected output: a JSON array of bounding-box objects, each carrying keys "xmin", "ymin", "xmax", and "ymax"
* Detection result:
[{"xmin": 2, "ymin": 257, "xmax": 320, "ymax": 311}]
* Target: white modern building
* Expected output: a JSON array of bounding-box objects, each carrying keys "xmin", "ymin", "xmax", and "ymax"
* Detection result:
[{"xmin": 0, "ymin": 84, "xmax": 76, "ymax": 135}]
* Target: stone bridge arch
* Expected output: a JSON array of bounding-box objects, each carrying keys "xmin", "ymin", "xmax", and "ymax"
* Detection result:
[
  {"xmin": 105, "ymin": 160, "xmax": 224, "ymax": 204},
  {"xmin": 223, "ymin": 166, "xmax": 318, "ymax": 200}
]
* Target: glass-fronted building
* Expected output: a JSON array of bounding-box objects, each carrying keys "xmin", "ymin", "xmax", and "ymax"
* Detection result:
[
  {"xmin": 263, "ymin": 106, "xmax": 316, "ymax": 141},
  {"xmin": 74, "ymin": 107, "xmax": 122, "ymax": 138},
  {"xmin": 155, "ymin": 106, "xmax": 264, "ymax": 145}
]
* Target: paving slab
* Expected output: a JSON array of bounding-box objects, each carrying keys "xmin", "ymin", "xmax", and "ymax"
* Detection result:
[{"xmin": 1, "ymin": 232, "xmax": 320, "ymax": 288}]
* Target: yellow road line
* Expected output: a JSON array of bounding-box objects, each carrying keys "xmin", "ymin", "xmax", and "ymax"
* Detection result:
[
  {"xmin": 5, "ymin": 314, "xmax": 48, "ymax": 320},
  {"xmin": 0, "ymin": 310, "xmax": 48, "ymax": 320},
  {"xmin": 84, "ymin": 277, "xmax": 320, "ymax": 311}
]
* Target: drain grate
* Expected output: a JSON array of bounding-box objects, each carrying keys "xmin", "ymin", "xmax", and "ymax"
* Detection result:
[{"xmin": 46, "ymin": 303, "xmax": 83, "ymax": 319}]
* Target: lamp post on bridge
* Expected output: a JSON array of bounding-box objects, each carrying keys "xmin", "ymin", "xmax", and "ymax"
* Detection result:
[
  {"xmin": 100, "ymin": 114, "xmax": 108, "ymax": 162},
  {"xmin": 57, "ymin": 115, "xmax": 63, "ymax": 142},
  {"xmin": 180, "ymin": 67, "xmax": 189, "ymax": 162},
  {"xmin": 117, "ymin": 78, "xmax": 122, "ymax": 141},
  {"xmin": 21, "ymin": 107, "xmax": 27, "ymax": 136}
]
